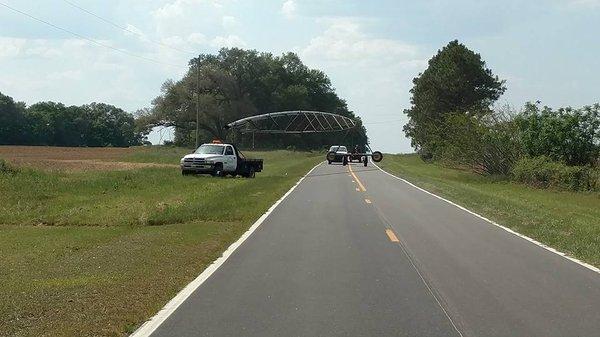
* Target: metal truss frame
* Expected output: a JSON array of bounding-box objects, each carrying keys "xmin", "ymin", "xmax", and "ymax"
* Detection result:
[{"xmin": 226, "ymin": 111, "xmax": 357, "ymax": 134}]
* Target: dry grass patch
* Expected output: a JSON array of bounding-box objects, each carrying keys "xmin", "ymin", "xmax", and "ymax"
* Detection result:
[{"xmin": 0, "ymin": 146, "xmax": 181, "ymax": 172}]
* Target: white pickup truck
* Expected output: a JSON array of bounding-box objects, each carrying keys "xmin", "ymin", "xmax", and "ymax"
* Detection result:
[{"xmin": 180, "ymin": 142, "xmax": 263, "ymax": 178}]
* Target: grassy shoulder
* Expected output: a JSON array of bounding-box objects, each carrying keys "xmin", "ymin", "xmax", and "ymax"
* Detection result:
[
  {"xmin": 378, "ymin": 154, "xmax": 600, "ymax": 268},
  {"xmin": 0, "ymin": 148, "xmax": 322, "ymax": 337}
]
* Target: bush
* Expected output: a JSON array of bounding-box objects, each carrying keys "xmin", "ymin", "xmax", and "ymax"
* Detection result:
[
  {"xmin": 514, "ymin": 103, "xmax": 600, "ymax": 166},
  {"xmin": 0, "ymin": 158, "xmax": 18, "ymax": 174},
  {"xmin": 511, "ymin": 156, "xmax": 599, "ymax": 191},
  {"xmin": 438, "ymin": 109, "xmax": 522, "ymax": 175}
]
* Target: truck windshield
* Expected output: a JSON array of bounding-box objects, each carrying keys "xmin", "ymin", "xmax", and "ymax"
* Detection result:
[{"xmin": 195, "ymin": 145, "xmax": 224, "ymax": 155}]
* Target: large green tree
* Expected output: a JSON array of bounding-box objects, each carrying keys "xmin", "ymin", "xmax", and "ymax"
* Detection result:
[
  {"xmin": 149, "ymin": 64, "xmax": 256, "ymax": 145},
  {"xmin": 403, "ymin": 40, "xmax": 506, "ymax": 158},
  {"xmin": 148, "ymin": 48, "xmax": 368, "ymax": 149}
]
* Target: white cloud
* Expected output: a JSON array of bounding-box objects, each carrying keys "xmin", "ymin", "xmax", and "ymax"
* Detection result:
[
  {"xmin": 161, "ymin": 35, "xmax": 186, "ymax": 47},
  {"xmin": 301, "ymin": 18, "xmax": 420, "ymax": 67},
  {"xmin": 0, "ymin": 38, "xmax": 26, "ymax": 58},
  {"xmin": 151, "ymin": 0, "xmax": 228, "ymax": 37},
  {"xmin": 153, "ymin": 0, "xmax": 205, "ymax": 20},
  {"xmin": 299, "ymin": 18, "xmax": 425, "ymax": 153},
  {"xmin": 0, "ymin": 35, "xmax": 164, "ymax": 111},
  {"xmin": 124, "ymin": 24, "xmax": 148, "ymax": 41},
  {"xmin": 558, "ymin": 0, "xmax": 600, "ymax": 9},
  {"xmin": 567, "ymin": 0, "xmax": 600, "ymax": 7},
  {"xmin": 281, "ymin": 0, "xmax": 297, "ymax": 19},
  {"xmin": 187, "ymin": 32, "xmax": 207, "ymax": 45},
  {"xmin": 211, "ymin": 35, "xmax": 247, "ymax": 48},
  {"xmin": 0, "ymin": 38, "xmax": 68, "ymax": 59},
  {"xmin": 222, "ymin": 15, "xmax": 238, "ymax": 30},
  {"xmin": 46, "ymin": 70, "xmax": 82, "ymax": 81}
]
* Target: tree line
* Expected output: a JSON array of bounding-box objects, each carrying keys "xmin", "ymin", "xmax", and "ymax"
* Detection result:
[
  {"xmin": 138, "ymin": 48, "xmax": 368, "ymax": 150},
  {"xmin": 1, "ymin": 48, "xmax": 367, "ymax": 151},
  {"xmin": 0, "ymin": 92, "xmax": 142, "ymax": 147},
  {"xmin": 404, "ymin": 40, "xmax": 600, "ymax": 191}
]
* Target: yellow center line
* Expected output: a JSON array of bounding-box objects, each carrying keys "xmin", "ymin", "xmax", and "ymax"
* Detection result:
[
  {"xmin": 385, "ymin": 229, "xmax": 400, "ymax": 242},
  {"xmin": 348, "ymin": 164, "xmax": 366, "ymax": 192}
]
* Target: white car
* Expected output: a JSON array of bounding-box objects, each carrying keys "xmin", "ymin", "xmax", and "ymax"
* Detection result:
[{"xmin": 327, "ymin": 145, "xmax": 348, "ymax": 164}]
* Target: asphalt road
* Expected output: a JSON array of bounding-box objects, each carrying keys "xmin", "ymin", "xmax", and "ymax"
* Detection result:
[{"xmin": 148, "ymin": 162, "xmax": 600, "ymax": 337}]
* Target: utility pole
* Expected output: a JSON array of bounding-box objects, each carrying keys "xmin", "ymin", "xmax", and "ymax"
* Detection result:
[{"xmin": 195, "ymin": 66, "xmax": 200, "ymax": 149}]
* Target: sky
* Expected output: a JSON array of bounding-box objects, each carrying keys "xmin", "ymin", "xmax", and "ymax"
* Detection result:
[{"xmin": 1, "ymin": 0, "xmax": 599, "ymax": 153}]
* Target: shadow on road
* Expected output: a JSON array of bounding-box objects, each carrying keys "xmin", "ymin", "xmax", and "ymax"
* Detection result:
[{"xmin": 307, "ymin": 167, "xmax": 380, "ymax": 178}]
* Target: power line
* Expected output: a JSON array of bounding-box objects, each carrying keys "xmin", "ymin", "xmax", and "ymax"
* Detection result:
[
  {"xmin": 0, "ymin": 1, "xmax": 186, "ymax": 69},
  {"xmin": 61, "ymin": 0, "xmax": 197, "ymax": 56}
]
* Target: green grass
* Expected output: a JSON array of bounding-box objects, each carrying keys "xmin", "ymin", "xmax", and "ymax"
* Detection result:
[
  {"xmin": 379, "ymin": 154, "xmax": 600, "ymax": 267},
  {"xmin": 0, "ymin": 148, "xmax": 322, "ymax": 337}
]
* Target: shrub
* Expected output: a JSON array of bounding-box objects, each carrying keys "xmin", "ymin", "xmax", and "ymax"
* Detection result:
[
  {"xmin": 514, "ymin": 103, "xmax": 600, "ymax": 166},
  {"xmin": 0, "ymin": 158, "xmax": 19, "ymax": 174},
  {"xmin": 511, "ymin": 156, "xmax": 599, "ymax": 191},
  {"xmin": 438, "ymin": 109, "xmax": 522, "ymax": 175}
]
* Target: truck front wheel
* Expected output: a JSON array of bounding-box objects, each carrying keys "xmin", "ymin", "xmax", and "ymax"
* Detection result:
[{"xmin": 212, "ymin": 163, "xmax": 225, "ymax": 177}]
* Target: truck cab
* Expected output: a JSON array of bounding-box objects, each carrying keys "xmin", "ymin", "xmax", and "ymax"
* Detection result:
[{"xmin": 180, "ymin": 141, "xmax": 263, "ymax": 178}]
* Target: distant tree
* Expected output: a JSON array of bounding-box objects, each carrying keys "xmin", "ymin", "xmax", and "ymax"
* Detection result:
[
  {"xmin": 403, "ymin": 40, "xmax": 506, "ymax": 159},
  {"xmin": 25, "ymin": 102, "xmax": 87, "ymax": 146},
  {"xmin": 80, "ymin": 103, "xmax": 139, "ymax": 147},
  {"xmin": 0, "ymin": 92, "xmax": 27, "ymax": 145},
  {"xmin": 1, "ymin": 91, "xmax": 142, "ymax": 147}
]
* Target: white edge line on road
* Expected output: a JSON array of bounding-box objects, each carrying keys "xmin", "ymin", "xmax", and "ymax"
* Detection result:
[
  {"xmin": 372, "ymin": 163, "xmax": 600, "ymax": 275},
  {"xmin": 130, "ymin": 161, "xmax": 324, "ymax": 337}
]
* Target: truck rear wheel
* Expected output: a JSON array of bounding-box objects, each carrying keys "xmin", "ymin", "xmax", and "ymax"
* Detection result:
[{"xmin": 246, "ymin": 166, "xmax": 255, "ymax": 178}]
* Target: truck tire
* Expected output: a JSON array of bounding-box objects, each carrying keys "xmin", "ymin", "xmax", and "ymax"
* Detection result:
[
  {"xmin": 342, "ymin": 155, "xmax": 348, "ymax": 166},
  {"xmin": 246, "ymin": 166, "xmax": 255, "ymax": 178},
  {"xmin": 363, "ymin": 155, "xmax": 368, "ymax": 167},
  {"xmin": 212, "ymin": 163, "xmax": 225, "ymax": 177},
  {"xmin": 328, "ymin": 160, "xmax": 331, "ymax": 164},
  {"xmin": 372, "ymin": 151, "xmax": 383, "ymax": 162}
]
